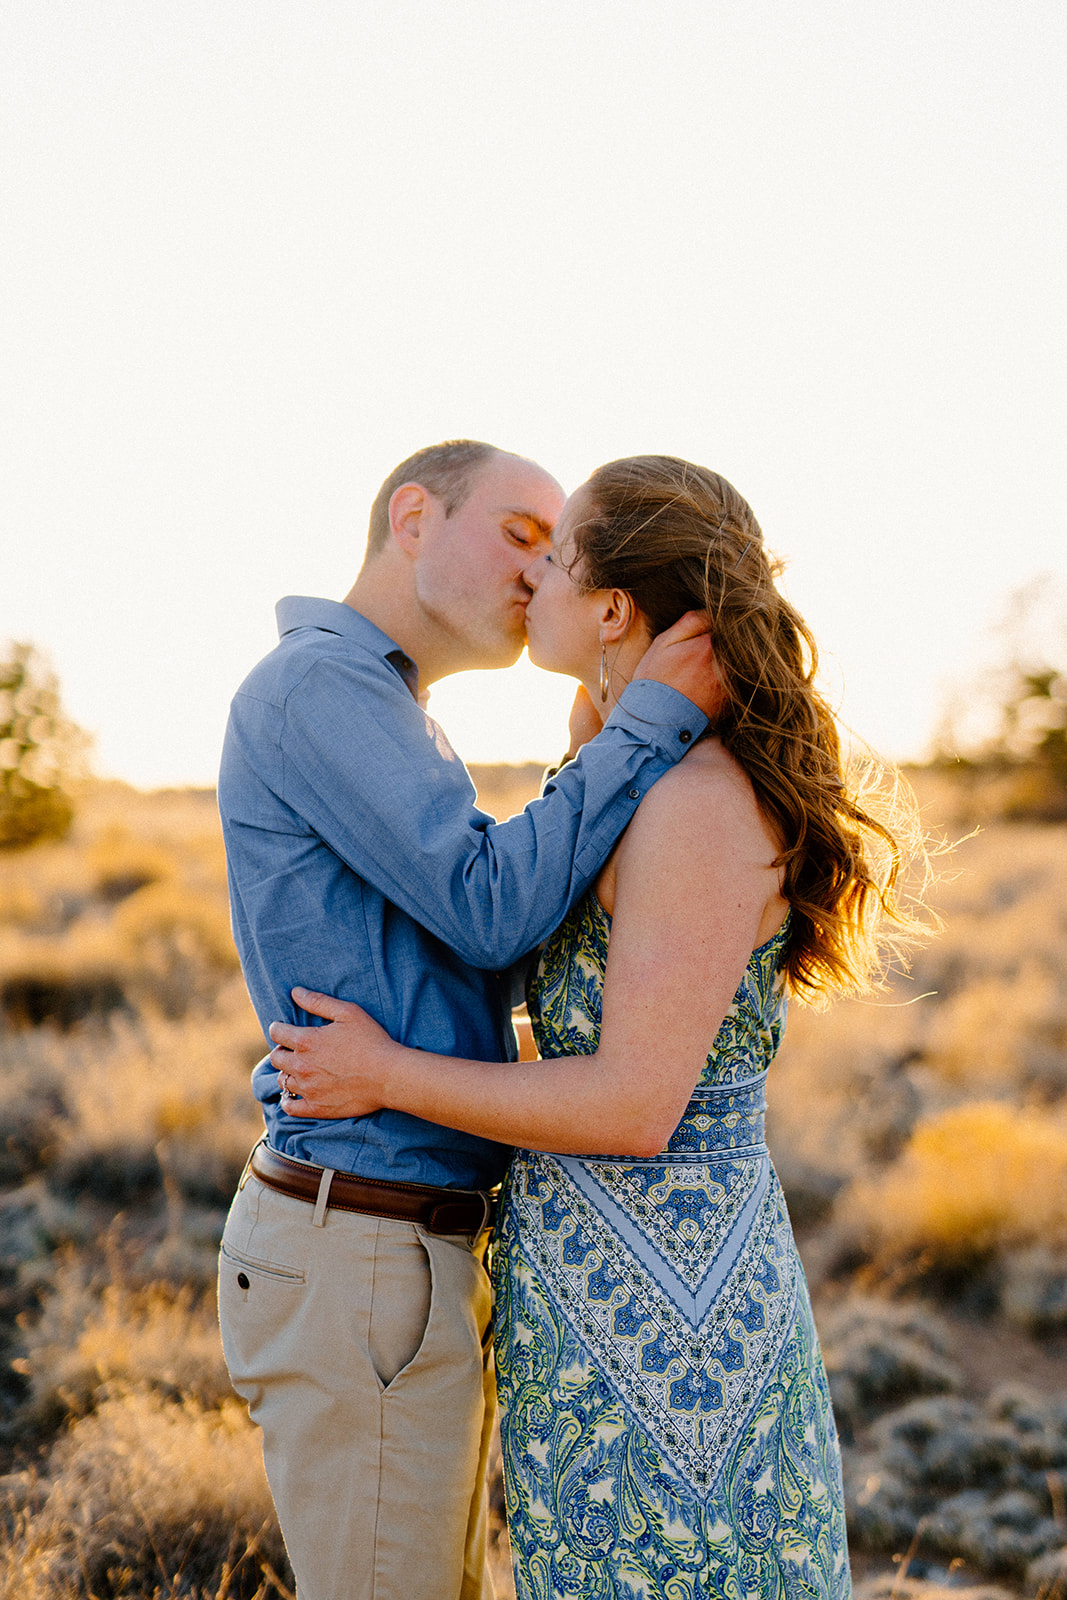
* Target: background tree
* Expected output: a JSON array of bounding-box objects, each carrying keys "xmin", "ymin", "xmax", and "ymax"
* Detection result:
[
  {"xmin": 934, "ymin": 577, "xmax": 1067, "ymax": 820},
  {"xmin": 0, "ymin": 642, "xmax": 90, "ymax": 848}
]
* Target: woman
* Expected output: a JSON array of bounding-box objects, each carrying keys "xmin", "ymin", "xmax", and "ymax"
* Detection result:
[{"xmin": 269, "ymin": 456, "xmax": 923, "ymax": 1599}]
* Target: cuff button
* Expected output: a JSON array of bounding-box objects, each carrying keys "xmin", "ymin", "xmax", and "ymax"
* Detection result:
[
  {"xmin": 679, "ymin": 729, "xmax": 692, "ymax": 743},
  {"xmin": 627, "ymin": 788, "xmax": 640, "ymax": 800}
]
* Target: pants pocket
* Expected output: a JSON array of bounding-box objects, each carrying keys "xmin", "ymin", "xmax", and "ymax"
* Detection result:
[
  {"xmin": 368, "ymin": 1224, "xmax": 432, "ymax": 1389},
  {"xmin": 219, "ymin": 1238, "xmax": 307, "ymax": 1293}
]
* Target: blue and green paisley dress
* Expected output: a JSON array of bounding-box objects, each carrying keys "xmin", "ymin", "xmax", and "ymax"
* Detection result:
[{"xmin": 491, "ymin": 891, "xmax": 850, "ymax": 1600}]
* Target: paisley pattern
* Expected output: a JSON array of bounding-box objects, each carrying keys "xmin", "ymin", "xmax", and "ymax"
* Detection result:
[{"xmin": 493, "ymin": 892, "xmax": 850, "ymax": 1599}]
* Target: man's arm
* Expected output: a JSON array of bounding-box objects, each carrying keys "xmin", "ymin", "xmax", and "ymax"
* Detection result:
[{"xmin": 257, "ymin": 615, "xmax": 718, "ymax": 971}]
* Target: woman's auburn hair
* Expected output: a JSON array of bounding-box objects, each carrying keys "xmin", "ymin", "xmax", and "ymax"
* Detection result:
[{"xmin": 577, "ymin": 455, "xmax": 929, "ymax": 1003}]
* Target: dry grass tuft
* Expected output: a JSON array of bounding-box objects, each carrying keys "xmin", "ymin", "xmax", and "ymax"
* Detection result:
[
  {"xmin": 0, "ymin": 1389, "xmax": 292, "ymax": 1599},
  {"xmin": 42, "ymin": 988, "xmax": 266, "ymax": 1211},
  {"xmin": 844, "ymin": 1101, "xmax": 1067, "ymax": 1268},
  {"xmin": 0, "ymin": 782, "xmax": 239, "ymax": 1027},
  {"xmin": 17, "ymin": 1253, "xmax": 232, "ymax": 1422},
  {"xmin": 86, "ymin": 825, "xmax": 176, "ymax": 902}
]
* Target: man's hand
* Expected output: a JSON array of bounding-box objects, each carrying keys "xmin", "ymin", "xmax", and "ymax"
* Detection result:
[{"xmin": 633, "ymin": 610, "xmax": 725, "ymax": 722}]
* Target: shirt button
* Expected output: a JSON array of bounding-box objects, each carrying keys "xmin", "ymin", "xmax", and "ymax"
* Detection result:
[
  {"xmin": 627, "ymin": 788, "xmax": 640, "ymax": 800},
  {"xmin": 679, "ymin": 729, "xmax": 692, "ymax": 744}
]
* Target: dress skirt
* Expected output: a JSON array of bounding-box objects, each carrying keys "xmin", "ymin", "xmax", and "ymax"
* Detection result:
[{"xmin": 492, "ymin": 1105, "xmax": 850, "ymax": 1600}]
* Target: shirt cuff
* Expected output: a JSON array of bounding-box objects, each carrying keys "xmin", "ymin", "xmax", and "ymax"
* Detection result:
[{"xmin": 605, "ymin": 679, "xmax": 708, "ymax": 755}]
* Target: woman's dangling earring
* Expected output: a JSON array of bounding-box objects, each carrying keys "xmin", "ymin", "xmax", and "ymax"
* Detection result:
[{"xmin": 600, "ymin": 643, "xmax": 610, "ymax": 704}]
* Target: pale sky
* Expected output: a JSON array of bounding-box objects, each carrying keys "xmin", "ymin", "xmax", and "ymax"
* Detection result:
[{"xmin": 3, "ymin": 1, "xmax": 1064, "ymax": 787}]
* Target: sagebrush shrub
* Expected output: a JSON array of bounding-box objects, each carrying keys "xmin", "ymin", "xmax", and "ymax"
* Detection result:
[{"xmin": 844, "ymin": 1101, "xmax": 1067, "ymax": 1266}]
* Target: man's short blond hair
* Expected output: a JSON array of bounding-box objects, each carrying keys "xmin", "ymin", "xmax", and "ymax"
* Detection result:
[{"xmin": 364, "ymin": 440, "xmax": 499, "ymax": 558}]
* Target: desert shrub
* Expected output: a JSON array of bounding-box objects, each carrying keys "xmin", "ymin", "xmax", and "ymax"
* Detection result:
[
  {"xmin": 0, "ymin": 1389, "xmax": 292, "ymax": 1599},
  {"xmin": 920, "ymin": 963, "xmax": 1067, "ymax": 1101},
  {"xmin": 45, "ymin": 997, "xmax": 265, "ymax": 1213},
  {"xmin": 0, "ymin": 1030, "xmax": 69, "ymax": 1184},
  {"xmin": 0, "ymin": 967, "xmax": 131, "ymax": 1032},
  {"xmin": 847, "ymin": 1387, "xmax": 1067, "ymax": 1577},
  {"xmin": 0, "ymin": 644, "xmax": 87, "ymax": 852},
  {"xmin": 87, "ymin": 826, "xmax": 175, "ymax": 903},
  {"xmin": 1000, "ymin": 1245, "xmax": 1067, "ymax": 1336},
  {"xmin": 819, "ymin": 1298, "xmax": 963, "ymax": 1440},
  {"xmin": 841, "ymin": 1101, "xmax": 1067, "ymax": 1274},
  {"xmin": 0, "ymin": 881, "xmax": 46, "ymax": 929},
  {"xmin": 15, "ymin": 1255, "xmax": 231, "ymax": 1425},
  {"xmin": 0, "ymin": 789, "xmax": 240, "ymax": 1027},
  {"xmin": 769, "ymin": 996, "xmax": 926, "ymax": 1182},
  {"xmin": 113, "ymin": 881, "xmax": 241, "ymax": 1018},
  {"xmin": 1028, "ymin": 1543, "xmax": 1067, "ymax": 1594},
  {"xmin": 851, "ymin": 1583, "xmax": 1016, "ymax": 1600}
]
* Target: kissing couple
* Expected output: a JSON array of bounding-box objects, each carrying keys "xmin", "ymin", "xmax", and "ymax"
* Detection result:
[{"xmin": 218, "ymin": 440, "xmax": 917, "ymax": 1599}]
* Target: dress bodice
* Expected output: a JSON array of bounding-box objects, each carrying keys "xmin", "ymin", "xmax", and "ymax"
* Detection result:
[{"xmin": 527, "ymin": 888, "xmax": 790, "ymax": 1158}]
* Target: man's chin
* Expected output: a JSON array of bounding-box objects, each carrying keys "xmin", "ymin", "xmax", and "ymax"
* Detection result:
[
  {"xmin": 486, "ymin": 640, "xmax": 525, "ymax": 671},
  {"xmin": 474, "ymin": 626, "xmax": 526, "ymax": 672}
]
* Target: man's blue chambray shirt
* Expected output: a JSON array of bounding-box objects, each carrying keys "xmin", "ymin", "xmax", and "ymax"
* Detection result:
[{"xmin": 218, "ymin": 596, "xmax": 707, "ymax": 1191}]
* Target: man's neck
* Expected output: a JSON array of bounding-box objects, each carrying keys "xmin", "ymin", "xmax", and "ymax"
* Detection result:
[{"xmin": 342, "ymin": 566, "xmax": 456, "ymax": 687}]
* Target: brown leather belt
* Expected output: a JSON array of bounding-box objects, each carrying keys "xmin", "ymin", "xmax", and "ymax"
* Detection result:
[{"xmin": 248, "ymin": 1141, "xmax": 496, "ymax": 1237}]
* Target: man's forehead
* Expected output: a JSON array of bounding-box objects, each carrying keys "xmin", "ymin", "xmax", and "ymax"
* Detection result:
[{"xmin": 484, "ymin": 453, "xmax": 564, "ymax": 511}]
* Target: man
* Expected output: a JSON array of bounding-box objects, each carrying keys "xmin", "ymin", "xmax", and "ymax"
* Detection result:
[{"xmin": 217, "ymin": 440, "xmax": 716, "ymax": 1600}]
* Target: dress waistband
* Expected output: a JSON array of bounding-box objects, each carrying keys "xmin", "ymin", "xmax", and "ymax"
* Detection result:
[{"xmin": 569, "ymin": 1072, "xmax": 769, "ymax": 1166}]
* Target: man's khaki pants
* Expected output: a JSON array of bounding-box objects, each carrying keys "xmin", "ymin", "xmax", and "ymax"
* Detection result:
[{"xmin": 218, "ymin": 1170, "xmax": 496, "ymax": 1600}]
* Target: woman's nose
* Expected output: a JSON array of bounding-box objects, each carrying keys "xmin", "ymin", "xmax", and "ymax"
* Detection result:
[{"xmin": 523, "ymin": 552, "xmax": 544, "ymax": 590}]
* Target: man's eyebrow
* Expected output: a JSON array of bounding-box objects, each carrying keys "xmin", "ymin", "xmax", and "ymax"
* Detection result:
[{"xmin": 498, "ymin": 506, "xmax": 555, "ymax": 536}]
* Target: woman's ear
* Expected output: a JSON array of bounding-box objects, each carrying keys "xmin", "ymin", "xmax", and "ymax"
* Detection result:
[{"xmin": 598, "ymin": 588, "xmax": 637, "ymax": 645}]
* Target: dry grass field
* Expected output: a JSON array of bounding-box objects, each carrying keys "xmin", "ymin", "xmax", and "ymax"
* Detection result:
[{"xmin": 0, "ymin": 767, "xmax": 1064, "ymax": 1598}]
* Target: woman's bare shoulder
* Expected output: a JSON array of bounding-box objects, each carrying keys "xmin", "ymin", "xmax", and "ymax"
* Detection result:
[
  {"xmin": 635, "ymin": 738, "xmax": 763, "ymax": 836},
  {"xmin": 597, "ymin": 739, "xmax": 785, "ymax": 926}
]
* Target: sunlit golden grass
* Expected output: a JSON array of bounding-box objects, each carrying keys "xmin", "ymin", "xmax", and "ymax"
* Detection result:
[
  {"xmin": 0, "ymin": 785, "xmax": 240, "ymax": 1030},
  {"xmin": 0, "ymin": 1390, "xmax": 290, "ymax": 1600},
  {"xmin": 1, "ymin": 768, "xmax": 1065, "ymax": 1599},
  {"xmin": 38, "ymin": 986, "xmax": 266, "ymax": 1218},
  {"xmin": 844, "ymin": 1100, "xmax": 1067, "ymax": 1266},
  {"xmin": 86, "ymin": 823, "xmax": 176, "ymax": 898},
  {"xmin": 921, "ymin": 962, "xmax": 1067, "ymax": 1093},
  {"xmin": 16, "ymin": 1253, "xmax": 232, "ymax": 1420}
]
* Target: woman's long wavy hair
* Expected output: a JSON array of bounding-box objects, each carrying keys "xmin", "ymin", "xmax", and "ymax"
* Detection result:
[{"xmin": 575, "ymin": 455, "xmax": 929, "ymax": 1002}]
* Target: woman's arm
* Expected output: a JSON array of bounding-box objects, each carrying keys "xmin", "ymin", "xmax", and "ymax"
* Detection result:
[{"xmin": 271, "ymin": 755, "xmax": 784, "ymax": 1157}]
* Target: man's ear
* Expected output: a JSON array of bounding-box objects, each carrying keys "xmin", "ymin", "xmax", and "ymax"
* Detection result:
[
  {"xmin": 598, "ymin": 589, "xmax": 636, "ymax": 645},
  {"xmin": 388, "ymin": 483, "xmax": 429, "ymax": 557}
]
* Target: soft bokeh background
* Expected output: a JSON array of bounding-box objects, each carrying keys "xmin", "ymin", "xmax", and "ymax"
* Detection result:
[{"xmin": 3, "ymin": 0, "xmax": 1065, "ymax": 785}]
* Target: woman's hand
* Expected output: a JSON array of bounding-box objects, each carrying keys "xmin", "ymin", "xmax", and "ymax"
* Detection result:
[
  {"xmin": 564, "ymin": 684, "xmax": 604, "ymax": 758},
  {"xmin": 268, "ymin": 986, "xmax": 396, "ymax": 1119}
]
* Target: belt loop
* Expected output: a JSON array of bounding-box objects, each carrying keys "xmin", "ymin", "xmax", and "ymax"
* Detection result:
[
  {"xmin": 312, "ymin": 1167, "xmax": 336, "ymax": 1227},
  {"xmin": 238, "ymin": 1136, "xmax": 265, "ymax": 1192}
]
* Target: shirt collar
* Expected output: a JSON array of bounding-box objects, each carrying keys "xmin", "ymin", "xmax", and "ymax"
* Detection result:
[{"xmin": 275, "ymin": 596, "xmax": 420, "ymax": 698}]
